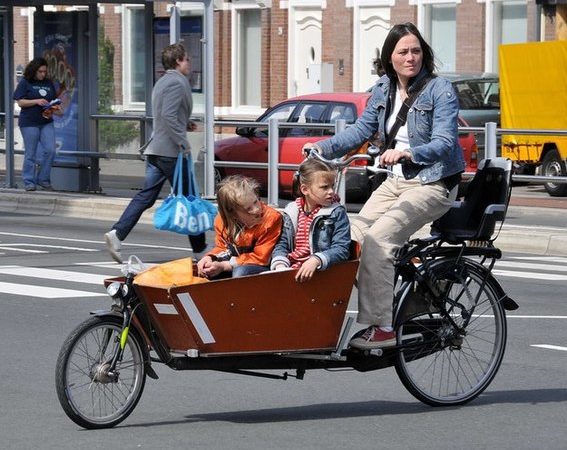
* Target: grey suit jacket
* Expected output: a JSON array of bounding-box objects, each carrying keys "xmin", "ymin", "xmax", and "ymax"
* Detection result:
[{"xmin": 144, "ymin": 69, "xmax": 192, "ymax": 158}]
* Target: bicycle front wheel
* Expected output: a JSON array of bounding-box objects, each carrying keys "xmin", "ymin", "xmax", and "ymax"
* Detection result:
[
  {"xmin": 395, "ymin": 258, "xmax": 507, "ymax": 406},
  {"xmin": 55, "ymin": 316, "xmax": 146, "ymax": 429}
]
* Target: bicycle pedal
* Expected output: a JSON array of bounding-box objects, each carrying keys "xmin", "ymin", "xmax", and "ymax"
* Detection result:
[{"xmin": 368, "ymin": 348, "xmax": 383, "ymax": 357}]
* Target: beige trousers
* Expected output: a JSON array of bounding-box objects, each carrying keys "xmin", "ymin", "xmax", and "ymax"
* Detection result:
[{"xmin": 350, "ymin": 176, "xmax": 457, "ymax": 327}]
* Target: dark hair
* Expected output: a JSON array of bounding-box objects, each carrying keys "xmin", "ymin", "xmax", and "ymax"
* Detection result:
[
  {"xmin": 23, "ymin": 57, "xmax": 49, "ymax": 81},
  {"xmin": 380, "ymin": 23, "xmax": 436, "ymax": 80},
  {"xmin": 161, "ymin": 43, "xmax": 186, "ymax": 71}
]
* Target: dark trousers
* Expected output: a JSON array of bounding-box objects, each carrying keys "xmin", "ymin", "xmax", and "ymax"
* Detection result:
[{"xmin": 112, "ymin": 155, "xmax": 206, "ymax": 252}]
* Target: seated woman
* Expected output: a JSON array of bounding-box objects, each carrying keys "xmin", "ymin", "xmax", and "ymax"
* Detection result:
[
  {"xmin": 197, "ymin": 175, "xmax": 282, "ymax": 279},
  {"xmin": 271, "ymin": 158, "xmax": 351, "ymax": 282}
]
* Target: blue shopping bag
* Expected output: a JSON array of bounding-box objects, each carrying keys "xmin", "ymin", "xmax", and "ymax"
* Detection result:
[{"xmin": 154, "ymin": 153, "xmax": 217, "ymax": 236}]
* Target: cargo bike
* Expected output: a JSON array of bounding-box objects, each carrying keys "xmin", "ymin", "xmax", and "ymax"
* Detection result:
[{"xmin": 55, "ymin": 154, "xmax": 518, "ymax": 429}]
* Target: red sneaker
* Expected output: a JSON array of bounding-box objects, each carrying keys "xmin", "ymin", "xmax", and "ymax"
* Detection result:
[{"xmin": 349, "ymin": 326, "xmax": 396, "ymax": 349}]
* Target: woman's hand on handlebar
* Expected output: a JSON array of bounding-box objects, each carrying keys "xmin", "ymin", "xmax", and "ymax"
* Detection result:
[
  {"xmin": 302, "ymin": 142, "xmax": 321, "ymax": 157},
  {"xmin": 379, "ymin": 148, "xmax": 411, "ymax": 166}
]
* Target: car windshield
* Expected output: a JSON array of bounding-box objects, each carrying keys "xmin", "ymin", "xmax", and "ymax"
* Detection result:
[{"xmin": 453, "ymin": 79, "xmax": 499, "ymax": 110}]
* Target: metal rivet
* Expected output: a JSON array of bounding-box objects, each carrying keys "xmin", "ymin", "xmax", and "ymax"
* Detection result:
[{"xmin": 311, "ymin": 298, "xmax": 316, "ymax": 303}]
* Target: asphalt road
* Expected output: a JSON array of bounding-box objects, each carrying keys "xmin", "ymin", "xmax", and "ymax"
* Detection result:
[{"xmin": 1, "ymin": 214, "xmax": 566, "ymax": 449}]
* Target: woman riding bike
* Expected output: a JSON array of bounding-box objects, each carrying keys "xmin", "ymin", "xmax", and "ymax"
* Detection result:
[{"xmin": 304, "ymin": 22, "xmax": 465, "ymax": 350}]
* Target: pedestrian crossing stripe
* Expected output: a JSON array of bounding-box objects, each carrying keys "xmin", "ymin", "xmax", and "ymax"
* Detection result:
[
  {"xmin": 495, "ymin": 261, "xmax": 567, "ymax": 273},
  {"xmin": 492, "ymin": 270, "xmax": 567, "ymax": 281},
  {"xmin": 0, "ymin": 281, "xmax": 104, "ymax": 298},
  {"xmin": 0, "ymin": 266, "xmax": 113, "ymax": 285}
]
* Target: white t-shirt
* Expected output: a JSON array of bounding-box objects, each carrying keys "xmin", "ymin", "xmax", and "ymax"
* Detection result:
[{"xmin": 385, "ymin": 86, "xmax": 411, "ymax": 177}]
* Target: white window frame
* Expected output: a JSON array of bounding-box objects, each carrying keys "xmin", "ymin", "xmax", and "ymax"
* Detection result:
[
  {"xmin": 231, "ymin": 3, "xmax": 265, "ymax": 116},
  {"xmin": 122, "ymin": 5, "xmax": 145, "ymax": 111},
  {"xmin": 484, "ymin": 0, "xmax": 528, "ymax": 73}
]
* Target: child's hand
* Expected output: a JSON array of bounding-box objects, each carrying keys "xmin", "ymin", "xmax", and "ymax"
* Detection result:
[
  {"xmin": 198, "ymin": 256, "xmax": 229, "ymax": 278},
  {"xmin": 272, "ymin": 263, "xmax": 287, "ymax": 271},
  {"xmin": 295, "ymin": 256, "xmax": 319, "ymax": 282},
  {"xmin": 197, "ymin": 255, "xmax": 213, "ymax": 277}
]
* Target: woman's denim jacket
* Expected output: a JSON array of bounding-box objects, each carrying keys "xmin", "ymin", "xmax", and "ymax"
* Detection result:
[
  {"xmin": 270, "ymin": 201, "xmax": 351, "ymax": 271},
  {"xmin": 317, "ymin": 69, "xmax": 465, "ymax": 184}
]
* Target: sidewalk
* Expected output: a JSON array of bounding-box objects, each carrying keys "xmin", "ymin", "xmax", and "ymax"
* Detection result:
[{"xmin": 1, "ymin": 186, "xmax": 566, "ymax": 256}]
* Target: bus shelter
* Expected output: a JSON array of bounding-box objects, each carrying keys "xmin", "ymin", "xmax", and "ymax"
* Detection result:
[{"xmin": 1, "ymin": 0, "xmax": 215, "ymax": 196}]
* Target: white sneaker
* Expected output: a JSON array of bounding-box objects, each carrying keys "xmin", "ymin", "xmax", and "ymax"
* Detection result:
[{"xmin": 104, "ymin": 230, "xmax": 123, "ymax": 263}]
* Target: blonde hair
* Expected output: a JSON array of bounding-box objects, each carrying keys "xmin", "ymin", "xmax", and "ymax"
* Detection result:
[
  {"xmin": 295, "ymin": 158, "xmax": 336, "ymax": 198},
  {"xmin": 217, "ymin": 175, "xmax": 261, "ymax": 242}
]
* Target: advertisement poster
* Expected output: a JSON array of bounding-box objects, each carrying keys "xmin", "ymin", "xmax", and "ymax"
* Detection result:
[
  {"xmin": 35, "ymin": 12, "xmax": 79, "ymax": 163},
  {"xmin": 153, "ymin": 17, "xmax": 203, "ymax": 92}
]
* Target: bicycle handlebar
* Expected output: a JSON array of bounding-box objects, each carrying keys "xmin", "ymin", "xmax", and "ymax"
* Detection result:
[{"xmin": 307, "ymin": 148, "xmax": 397, "ymax": 177}]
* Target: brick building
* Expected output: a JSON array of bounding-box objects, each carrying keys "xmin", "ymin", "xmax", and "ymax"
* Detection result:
[{"xmin": 10, "ymin": 0, "xmax": 562, "ymax": 120}]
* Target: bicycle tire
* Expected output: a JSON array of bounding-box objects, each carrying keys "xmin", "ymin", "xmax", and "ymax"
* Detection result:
[
  {"xmin": 55, "ymin": 315, "xmax": 146, "ymax": 429},
  {"xmin": 394, "ymin": 258, "xmax": 507, "ymax": 406}
]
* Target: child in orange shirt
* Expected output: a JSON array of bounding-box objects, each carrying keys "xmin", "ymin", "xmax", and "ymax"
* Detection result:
[{"xmin": 197, "ymin": 175, "xmax": 282, "ymax": 278}]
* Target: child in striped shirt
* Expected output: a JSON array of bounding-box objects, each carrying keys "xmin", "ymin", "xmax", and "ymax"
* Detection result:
[{"xmin": 270, "ymin": 158, "xmax": 351, "ymax": 282}]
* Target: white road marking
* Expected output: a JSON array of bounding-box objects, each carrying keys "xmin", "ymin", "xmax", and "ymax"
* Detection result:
[
  {"xmin": 0, "ymin": 243, "xmax": 97, "ymax": 252},
  {"xmin": 0, "ymin": 282, "xmax": 103, "ymax": 298},
  {"xmin": 75, "ymin": 262, "xmax": 158, "ymax": 269},
  {"xmin": 495, "ymin": 261, "xmax": 567, "ymax": 273},
  {"xmin": 0, "ymin": 266, "xmax": 112, "ymax": 285},
  {"xmin": 0, "ymin": 231, "xmax": 189, "ymax": 250},
  {"xmin": 0, "ymin": 247, "xmax": 46, "ymax": 254},
  {"xmin": 531, "ymin": 344, "xmax": 567, "ymax": 352},
  {"xmin": 492, "ymin": 269, "xmax": 567, "ymax": 281},
  {"xmin": 509, "ymin": 256, "xmax": 567, "ymax": 263}
]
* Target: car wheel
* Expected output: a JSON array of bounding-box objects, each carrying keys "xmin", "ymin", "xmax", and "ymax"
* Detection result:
[{"xmin": 542, "ymin": 150, "xmax": 567, "ymax": 197}]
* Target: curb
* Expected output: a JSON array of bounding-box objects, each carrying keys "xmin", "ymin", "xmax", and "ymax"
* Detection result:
[{"xmin": 1, "ymin": 189, "xmax": 565, "ymax": 256}]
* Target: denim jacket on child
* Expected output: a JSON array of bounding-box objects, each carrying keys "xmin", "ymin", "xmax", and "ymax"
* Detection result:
[
  {"xmin": 270, "ymin": 201, "xmax": 351, "ymax": 271},
  {"xmin": 316, "ymin": 69, "xmax": 465, "ymax": 184}
]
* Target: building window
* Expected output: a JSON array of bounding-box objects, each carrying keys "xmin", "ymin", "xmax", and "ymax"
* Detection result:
[
  {"xmin": 123, "ymin": 6, "xmax": 146, "ymax": 109},
  {"xmin": 486, "ymin": 0, "xmax": 527, "ymax": 72},
  {"xmin": 430, "ymin": 4, "xmax": 456, "ymax": 71},
  {"xmin": 233, "ymin": 7, "xmax": 262, "ymax": 109},
  {"xmin": 420, "ymin": 2, "xmax": 457, "ymax": 72}
]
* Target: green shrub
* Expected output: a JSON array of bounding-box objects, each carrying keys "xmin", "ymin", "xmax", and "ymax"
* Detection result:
[{"xmin": 98, "ymin": 27, "xmax": 139, "ymax": 151}]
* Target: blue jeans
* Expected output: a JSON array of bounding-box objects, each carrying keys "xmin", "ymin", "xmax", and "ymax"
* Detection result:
[
  {"xmin": 112, "ymin": 155, "xmax": 206, "ymax": 251},
  {"xmin": 213, "ymin": 264, "xmax": 269, "ymax": 279},
  {"xmin": 20, "ymin": 123, "xmax": 56, "ymax": 187},
  {"xmin": 233, "ymin": 264, "xmax": 269, "ymax": 277}
]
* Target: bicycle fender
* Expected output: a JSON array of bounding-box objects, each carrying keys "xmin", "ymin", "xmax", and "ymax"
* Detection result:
[
  {"xmin": 485, "ymin": 273, "xmax": 519, "ymax": 311},
  {"xmin": 90, "ymin": 309, "xmax": 123, "ymax": 318}
]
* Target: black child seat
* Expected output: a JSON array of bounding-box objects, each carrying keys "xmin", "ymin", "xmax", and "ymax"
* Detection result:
[{"xmin": 431, "ymin": 158, "xmax": 513, "ymax": 244}]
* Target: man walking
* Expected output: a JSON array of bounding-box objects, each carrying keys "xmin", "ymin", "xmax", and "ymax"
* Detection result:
[{"xmin": 105, "ymin": 43, "xmax": 206, "ymax": 263}]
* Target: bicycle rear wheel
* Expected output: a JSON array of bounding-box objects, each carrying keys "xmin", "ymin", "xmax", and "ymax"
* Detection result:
[{"xmin": 395, "ymin": 258, "xmax": 507, "ymax": 406}]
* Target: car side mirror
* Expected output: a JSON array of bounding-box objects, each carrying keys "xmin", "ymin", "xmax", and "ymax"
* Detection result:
[{"xmin": 236, "ymin": 127, "xmax": 253, "ymax": 137}]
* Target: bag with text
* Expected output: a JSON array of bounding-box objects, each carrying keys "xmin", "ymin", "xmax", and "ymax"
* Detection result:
[{"xmin": 154, "ymin": 153, "xmax": 217, "ymax": 236}]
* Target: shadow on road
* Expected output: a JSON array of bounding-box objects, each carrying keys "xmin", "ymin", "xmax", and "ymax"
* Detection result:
[{"xmin": 115, "ymin": 388, "xmax": 567, "ymax": 429}]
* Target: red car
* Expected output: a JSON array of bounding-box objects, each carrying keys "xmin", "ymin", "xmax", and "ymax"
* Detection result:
[{"xmin": 214, "ymin": 93, "xmax": 478, "ymax": 201}]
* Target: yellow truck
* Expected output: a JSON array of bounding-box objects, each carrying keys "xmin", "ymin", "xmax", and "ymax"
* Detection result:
[{"xmin": 499, "ymin": 40, "xmax": 567, "ymax": 196}]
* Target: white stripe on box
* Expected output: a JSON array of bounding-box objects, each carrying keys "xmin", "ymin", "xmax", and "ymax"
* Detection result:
[
  {"xmin": 176, "ymin": 292, "xmax": 215, "ymax": 344},
  {"xmin": 154, "ymin": 303, "xmax": 179, "ymax": 315}
]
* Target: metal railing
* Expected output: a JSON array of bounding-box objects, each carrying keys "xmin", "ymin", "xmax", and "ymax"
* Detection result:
[{"xmin": 2, "ymin": 114, "xmax": 567, "ymax": 198}]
